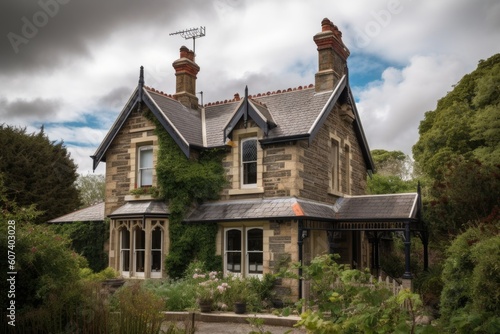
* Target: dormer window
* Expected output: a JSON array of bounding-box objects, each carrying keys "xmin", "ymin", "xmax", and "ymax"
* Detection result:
[
  {"xmin": 241, "ymin": 138, "xmax": 257, "ymax": 187},
  {"xmin": 138, "ymin": 146, "xmax": 153, "ymax": 187}
]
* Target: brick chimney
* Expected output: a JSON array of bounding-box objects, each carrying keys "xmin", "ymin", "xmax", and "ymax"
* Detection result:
[
  {"xmin": 172, "ymin": 46, "xmax": 200, "ymax": 109},
  {"xmin": 313, "ymin": 18, "xmax": 350, "ymax": 92}
]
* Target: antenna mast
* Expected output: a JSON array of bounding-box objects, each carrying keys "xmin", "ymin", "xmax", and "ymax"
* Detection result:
[{"xmin": 169, "ymin": 26, "xmax": 206, "ymax": 53}]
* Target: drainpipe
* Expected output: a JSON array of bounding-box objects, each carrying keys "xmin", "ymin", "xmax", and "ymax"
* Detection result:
[{"xmin": 298, "ymin": 220, "xmax": 304, "ymax": 299}]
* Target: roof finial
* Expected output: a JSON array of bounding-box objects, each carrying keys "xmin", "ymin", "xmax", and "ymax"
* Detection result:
[
  {"xmin": 139, "ymin": 65, "xmax": 144, "ymax": 87},
  {"xmin": 138, "ymin": 66, "xmax": 144, "ymax": 110}
]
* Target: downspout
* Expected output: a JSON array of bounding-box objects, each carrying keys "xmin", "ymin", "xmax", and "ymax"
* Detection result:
[{"xmin": 297, "ymin": 220, "xmax": 304, "ymax": 299}]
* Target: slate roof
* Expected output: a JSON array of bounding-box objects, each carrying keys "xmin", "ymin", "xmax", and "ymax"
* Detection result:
[
  {"xmin": 108, "ymin": 200, "xmax": 169, "ymax": 218},
  {"xmin": 92, "ymin": 73, "xmax": 375, "ymax": 171},
  {"xmin": 184, "ymin": 194, "xmax": 419, "ymax": 223},
  {"xmin": 48, "ymin": 202, "xmax": 105, "ymax": 223},
  {"xmin": 333, "ymin": 193, "xmax": 419, "ymax": 220}
]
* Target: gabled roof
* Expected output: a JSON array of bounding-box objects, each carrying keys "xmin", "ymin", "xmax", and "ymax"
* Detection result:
[
  {"xmin": 48, "ymin": 202, "xmax": 105, "ymax": 223},
  {"xmin": 184, "ymin": 193, "xmax": 420, "ymax": 224},
  {"xmin": 223, "ymin": 88, "xmax": 277, "ymax": 140},
  {"xmin": 92, "ymin": 69, "xmax": 374, "ymax": 172}
]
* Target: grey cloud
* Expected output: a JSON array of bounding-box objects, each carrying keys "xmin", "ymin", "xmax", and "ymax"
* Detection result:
[
  {"xmin": 98, "ymin": 86, "xmax": 132, "ymax": 109},
  {"xmin": 0, "ymin": 96, "xmax": 61, "ymax": 121},
  {"xmin": 0, "ymin": 0, "xmax": 217, "ymax": 75}
]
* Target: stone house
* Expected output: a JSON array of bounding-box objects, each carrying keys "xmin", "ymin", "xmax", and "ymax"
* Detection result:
[{"xmin": 92, "ymin": 18, "xmax": 427, "ymax": 297}]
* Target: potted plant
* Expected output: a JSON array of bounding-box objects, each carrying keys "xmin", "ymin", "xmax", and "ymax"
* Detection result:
[
  {"xmin": 194, "ymin": 270, "xmax": 219, "ymax": 312},
  {"xmin": 229, "ymin": 277, "xmax": 249, "ymax": 314}
]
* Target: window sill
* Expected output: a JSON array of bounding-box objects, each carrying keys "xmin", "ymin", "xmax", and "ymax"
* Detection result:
[
  {"xmin": 124, "ymin": 194, "xmax": 156, "ymax": 201},
  {"xmin": 328, "ymin": 188, "xmax": 344, "ymax": 197},
  {"xmin": 228, "ymin": 187, "xmax": 264, "ymax": 196}
]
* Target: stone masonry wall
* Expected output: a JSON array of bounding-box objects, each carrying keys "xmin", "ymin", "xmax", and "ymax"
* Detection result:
[{"xmin": 104, "ymin": 107, "xmax": 157, "ymax": 216}]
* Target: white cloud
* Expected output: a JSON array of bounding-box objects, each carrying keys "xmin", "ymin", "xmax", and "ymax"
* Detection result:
[{"xmin": 357, "ymin": 54, "xmax": 464, "ymax": 155}]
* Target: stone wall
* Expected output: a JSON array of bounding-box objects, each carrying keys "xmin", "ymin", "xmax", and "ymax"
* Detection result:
[{"xmin": 104, "ymin": 107, "xmax": 157, "ymax": 216}]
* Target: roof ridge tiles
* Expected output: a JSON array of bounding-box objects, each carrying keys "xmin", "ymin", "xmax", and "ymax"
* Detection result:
[
  {"xmin": 144, "ymin": 85, "xmax": 175, "ymax": 99},
  {"xmin": 204, "ymin": 84, "xmax": 315, "ymax": 107}
]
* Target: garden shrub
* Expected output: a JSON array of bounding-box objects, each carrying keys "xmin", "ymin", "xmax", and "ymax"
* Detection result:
[
  {"xmin": 439, "ymin": 220, "xmax": 500, "ymax": 333},
  {"xmin": 282, "ymin": 254, "xmax": 437, "ymax": 333},
  {"xmin": 50, "ymin": 219, "xmax": 109, "ymax": 272}
]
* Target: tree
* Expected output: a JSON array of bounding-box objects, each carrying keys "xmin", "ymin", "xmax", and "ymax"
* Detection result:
[
  {"xmin": 426, "ymin": 158, "xmax": 500, "ymax": 238},
  {"xmin": 76, "ymin": 173, "xmax": 105, "ymax": 207},
  {"xmin": 367, "ymin": 149, "xmax": 419, "ymax": 194},
  {"xmin": 0, "ymin": 125, "xmax": 81, "ymax": 223},
  {"xmin": 439, "ymin": 217, "xmax": 500, "ymax": 333},
  {"xmin": 413, "ymin": 54, "xmax": 500, "ymax": 179}
]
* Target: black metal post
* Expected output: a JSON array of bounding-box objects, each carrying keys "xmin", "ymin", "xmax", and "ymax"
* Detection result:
[{"xmin": 403, "ymin": 221, "xmax": 413, "ymax": 279}]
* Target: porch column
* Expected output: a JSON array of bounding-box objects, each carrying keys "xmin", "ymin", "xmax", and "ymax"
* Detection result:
[
  {"xmin": 402, "ymin": 221, "xmax": 412, "ymax": 279},
  {"xmin": 373, "ymin": 233, "xmax": 380, "ymax": 277}
]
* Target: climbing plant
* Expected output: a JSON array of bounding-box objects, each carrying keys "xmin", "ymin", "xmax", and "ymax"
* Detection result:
[{"xmin": 146, "ymin": 111, "xmax": 227, "ymax": 278}]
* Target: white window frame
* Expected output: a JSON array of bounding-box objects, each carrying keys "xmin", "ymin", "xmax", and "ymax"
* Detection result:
[
  {"xmin": 240, "ymin": 138, "xmax": 258, "ymax": 188},
  {"xmin": 224, "ymin": 227, "xmax": 263, "ymax": 278},
  {"xmin": 246, "ymin": 228, "xmax": 263, "ymax": 276},
  {"xmin": 225, "ymin": 228, "xmax": 243, "ymax": 275},
  {"xmin": 138, "ymin": 145, "xmax": 153, "ymax": 187},
  {"xmin": 134, "ymin": 227, "xmax": 145, "ymax": 278},
  {"xmin": 120, "ymin": 228, "xmax": 130, "ymax": 278},
  {"xmin": 151, "ymin": 226, "xmax": 163, "ymax": 278}
]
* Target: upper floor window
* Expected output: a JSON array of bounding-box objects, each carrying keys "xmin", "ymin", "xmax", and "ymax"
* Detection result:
[
  {"xmin": 138, "ymin": 146, "xmax": 153, "ymax": 187},
  {"xmin": 241, "ymin": 138, "xmax": 257, "ymax": 187},
  {"xmin": 331, "ymin": 139, "xmax": 340, "ymax": 192}
]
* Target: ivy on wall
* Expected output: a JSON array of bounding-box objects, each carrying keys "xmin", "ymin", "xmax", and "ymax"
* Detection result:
[{"xmin": 146, "ymin": 111, "xmax": 227, "ymax": 278}]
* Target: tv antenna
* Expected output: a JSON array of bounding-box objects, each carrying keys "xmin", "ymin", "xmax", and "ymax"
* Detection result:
[{"xmin": 169, "ymin": 26, "xmax": 206, "ymax": 53}]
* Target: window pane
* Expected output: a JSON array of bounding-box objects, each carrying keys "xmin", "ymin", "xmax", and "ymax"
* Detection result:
[
  {"xmin": 247, "ymin": 229, "xmax": 263, "ymax": 251},
  {"xmin": 152, "ymin": 228, "xmax": 162, "ymax": 250},
  {"xmin": 227, "ymin": 251, "xmax": 242, "ymax": 273},
  {"xmin": 136, "ymin": 251, "xmax": 145, "ymax": 272},
  {"xmin": 226, "ymin": 230, "xmax": 242, "ymax": 251},
  {"xmin": 242, "ymin": 140, "xmax": 257, "ymax": 162},
  {"xmin": 121, "ymin": 229, "xmax": 130, "ymax": 249},
  {"xmin": 151, "ymin": 251, "xmax": 161, "ymax": 272},
  {"xmin": 122, "ymin": 250, "xmax": 130, "ymax": 271},
  {"xmin": 140, "ymin": 148, "xmax": 153, "ymax": 168},
  {"xmin": 140, "ymin": 169, "xmax": 153, "ymax": 186},
  {"xmin": 243, "ymin": 162, "xmax": 257, "ymax": 184},
  {"xmin": 248, "ymin": 252, "xmax": 263, "ymax": 274},
  {"xmin": 135, "ymin": 229, "xmax": 145, "ymax": 249}
]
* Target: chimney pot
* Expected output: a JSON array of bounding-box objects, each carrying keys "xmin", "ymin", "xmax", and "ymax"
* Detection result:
[
  {"xmin": 173, "ymin": 46, "xmax": 200, "ymax": 109},
  {"xmin": 314, "ymin": 18, "xmax": 350, "ymax": 92}
]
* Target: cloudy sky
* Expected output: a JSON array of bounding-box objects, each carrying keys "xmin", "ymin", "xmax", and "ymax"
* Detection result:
[{"xmin": 1, "ymin": 0, "xmax": 499, "ymax": 175}]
